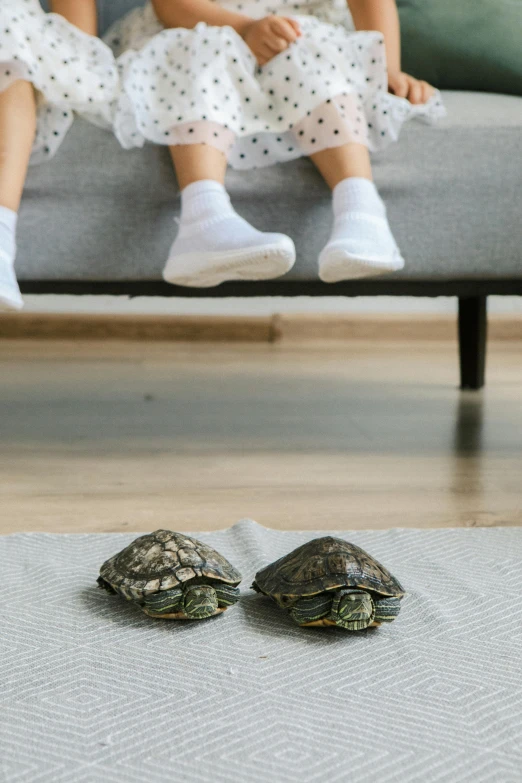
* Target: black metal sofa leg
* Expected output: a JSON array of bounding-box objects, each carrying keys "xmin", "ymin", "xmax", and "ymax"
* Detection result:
[{"xmin": 458, "ymin": 296, "xmax": 487, "ymax": 390}]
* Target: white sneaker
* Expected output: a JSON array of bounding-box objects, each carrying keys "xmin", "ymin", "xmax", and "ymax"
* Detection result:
[
  {"xmin": 0, "ymin": 251, "xmax": 24, "ymax": 311},
  {"xmin": 319, "ymin": 213, "xmax": 405, "ymax": 283},
  {"xmin": 163, "ymin": 216, "xmax": 296, "ymax": 288}
]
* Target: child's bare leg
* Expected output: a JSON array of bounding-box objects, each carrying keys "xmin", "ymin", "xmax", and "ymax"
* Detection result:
[
  {"xmin": 310, "ymin": 143, "xmax": 404, "ymax": 283},
  {"xmin": 169, "ymin": 144, "xmax": 227, "ymax": 189},
  {"xmin": 309, "ymin": 143, "xmax": 372, "ymax": 188},
  {"xmin": 163, "ymin": 141, "xmax": 295, "ymax": 288},
  {"xmin": 0, "ymin": 80, "xmax": 36, "ymax": 211},
  {"xmin": 0, "ymin": 80, "xmax": 36, "ymax": 310},
  {"xmin": 49, "ymin": 0, "xmax": 97, "ymax": 35}
]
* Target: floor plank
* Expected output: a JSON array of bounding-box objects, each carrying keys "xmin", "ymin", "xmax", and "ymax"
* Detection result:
[
  {"xmin": 1, "ymin": 312, "xmax": 522, "ymax": 341},
  {"xmin": 1, "ymin": 339, "xmax": 520, "ymax": 533}
]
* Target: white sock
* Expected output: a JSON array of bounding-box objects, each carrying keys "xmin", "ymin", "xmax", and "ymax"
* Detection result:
[
  {"xmin": 0, "ymin": 206, "xmax": 23, "ymax": 311},
  {"xmin": 319, "ymin": 177, "xmax": 405, "ymax": 283},
  {"xmin": 163, "ymin": 180, "xmax": 295, "ymax": 287}
]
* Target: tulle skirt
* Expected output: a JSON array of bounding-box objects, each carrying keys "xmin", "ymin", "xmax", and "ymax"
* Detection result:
[
  {"xmin": 0, "ymin": 0, "xmax": 118, "ymax": 164},
  {"xmin": 105, "ymin": 2, "xmax": 445, "ymax": 169}
]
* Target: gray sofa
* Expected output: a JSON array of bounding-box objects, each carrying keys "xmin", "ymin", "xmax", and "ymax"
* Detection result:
[{"xmin": 20, "ymin": 1, "xmax": 522, "ymax": 388}]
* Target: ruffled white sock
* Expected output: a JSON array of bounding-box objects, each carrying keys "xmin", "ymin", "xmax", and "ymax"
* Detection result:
[
  {"xmin": 163, "ymin": 180, "xmax": 295, "ymax": 287},
  {"xmin": 319, "ymin": 177, "xmax": 404, "ymax": 283},
  {"xmin": 0, "ymin": 206, "xmax": 23, "ymax": 311}
]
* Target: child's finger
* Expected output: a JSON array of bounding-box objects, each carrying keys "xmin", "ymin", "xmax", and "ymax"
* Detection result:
[
  {"xmin": 407, "ymin": 79, "xmax": 423, "ymax": 105},
  {"xmin": 420, "ymin": 81, "xmax": 435, "ymax": 103},
  {"xmin": 271, "ymin": 17, "xmax": 299, "ymax": 43},
  {"xmin": 264, "ymin": 35, "xmax": 291, "ymax": 55},
  {"xmin": 258, "ymin": 42, "xmax": 277, "ymax": 64},
  {"xmin": 391, "ymin": 76, "xmax": 408, "ymax": 99},
  {"xmin": 282, "ymin": 17, "xmax": 302, "ymax": 36}
]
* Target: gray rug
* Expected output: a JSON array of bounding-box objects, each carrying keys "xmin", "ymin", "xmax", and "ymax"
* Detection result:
[{"xmin": 1, "ymin": 522, "xmax": 521, "ymax": 783}]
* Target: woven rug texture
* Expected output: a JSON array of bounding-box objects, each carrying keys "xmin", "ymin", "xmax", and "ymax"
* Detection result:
[{"xmin": 1, "ymin": 521, "xmax": 521, "ymax": 782}]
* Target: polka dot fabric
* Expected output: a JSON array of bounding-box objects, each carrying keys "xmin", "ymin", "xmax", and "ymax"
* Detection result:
[
  {"xmin": 0, "ymin": 0, "xmax": 118, "ymax": 165},
  {"xmin": 106, "ymin": 1, "xmax": 445, "ymax": 169}
]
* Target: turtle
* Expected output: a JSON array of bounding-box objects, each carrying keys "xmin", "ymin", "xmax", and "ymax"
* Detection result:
[
  {"xmin": 252, "ymin": 536, "xmax": 404, "ymax": 630},
  {"xmin": 97, "ymin": 530, "xmax": 242, "ymax": 620}
]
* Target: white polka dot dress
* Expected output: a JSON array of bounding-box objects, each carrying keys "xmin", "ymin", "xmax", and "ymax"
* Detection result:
[
  {"xmin": 0, "ymin": 0, "xmax": 118, "ymax": 164},
  {"xmin": 106, "ymin": 0, "xmax": 445, "ymax": 170}
]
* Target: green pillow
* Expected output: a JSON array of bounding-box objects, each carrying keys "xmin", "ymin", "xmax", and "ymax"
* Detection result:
[{"xmin": 397, "ymin": 0, "xmax": 522, "ymax": 95}]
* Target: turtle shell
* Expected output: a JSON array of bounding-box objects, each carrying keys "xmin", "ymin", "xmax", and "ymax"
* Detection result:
[
  {"xmin": 99, "ymin": 530, "xmax": 242, "ymax": 601},
  {"xmin": 253, "ymin": 537, "xmax": 404, "ymax": 601}
]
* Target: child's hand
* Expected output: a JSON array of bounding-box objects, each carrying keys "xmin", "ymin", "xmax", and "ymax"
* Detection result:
[
  {"xmin": 388, "ymin": 72, "xmax": 435, "ymax": 105},
  {"xmin": 240, "ymin": 16, "xmax": 301, "ymax": 66}
]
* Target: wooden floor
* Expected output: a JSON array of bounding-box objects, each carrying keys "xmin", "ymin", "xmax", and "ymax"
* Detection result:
[{"xmin": 1, "ymin": 338, "xmax": 521, "ymax": 533}]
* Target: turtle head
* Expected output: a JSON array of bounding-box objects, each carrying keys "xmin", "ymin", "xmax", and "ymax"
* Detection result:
[
  {"xmin": 183, "ymin": 585, "xmax": 219, "ymax": 619},
  {"xmin": 330, "ymin": 589, "xmax": 375, "ymax": 630}
]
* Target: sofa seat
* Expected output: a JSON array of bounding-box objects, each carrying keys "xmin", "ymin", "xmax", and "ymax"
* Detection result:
[{"xmin": 17, "ymin": 91, "xmax": 522, "ymax": 284}]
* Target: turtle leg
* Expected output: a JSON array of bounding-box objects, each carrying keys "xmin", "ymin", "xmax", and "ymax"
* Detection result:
[
  {"xmin": 142, "ymin": 587, "xmax": 184, "ymax": 618},
  {"xmin": 288, "ymin": 594, "xmax": 333, "ymax": 626},
  {"xmin": 373, "ymin": 597, "xmax": 401, "ymax": 624},
  {"xmin": 330, "ymin": 589, "xmax": 375, "ymax": 631},
  {"xmin": 213, "ymin": 584, "xmax": 241, "ymax": 608}
]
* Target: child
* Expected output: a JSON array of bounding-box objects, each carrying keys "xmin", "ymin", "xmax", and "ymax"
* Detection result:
[
  {"xmin": 0, "ymin": 0, "xmax": 118, "ymax": 310},
  {"xmin": 107, "ymin": 0, "xmax": 445, "ymax": 287}
]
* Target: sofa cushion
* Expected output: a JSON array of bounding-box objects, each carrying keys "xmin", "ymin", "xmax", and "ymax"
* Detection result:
[
  {"xmin": 99, "ymin": 0, "xmax": 145, "ymax": 32},
  {"xmin": 398, "ymin": 0, "xmax": 522, "ymax": 97},
  {"xmin": 17, "ymin": 91, "xmax": 522, "ymax": 283},
  {"xmin": 41, "ymin": 0, "xmax": 146, "ymax": 33}
]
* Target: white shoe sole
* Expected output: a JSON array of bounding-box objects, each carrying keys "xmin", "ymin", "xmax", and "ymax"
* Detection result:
[
  {"xmin": 0, "ymin": 284, "xmax": 24, "ymax": 311},
  {"xmin": 319, "ymin": 249, "xmax": 405, "ymax": 283},
  {"xmin": 163, "ymin": 237, "xmax": 296, "ymax": 288}
]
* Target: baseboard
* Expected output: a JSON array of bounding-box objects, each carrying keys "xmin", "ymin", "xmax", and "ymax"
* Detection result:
[
  {"xmin": 276, "ymin": 313, "xmax": 522, "ymax": 341},
  {"xmin": 0, "ymin": 313, "xmax": 521, "ymax": 342},
  {"xmin": 0, "ymin": 313, "xmax": 275, "ymax": 342}
]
